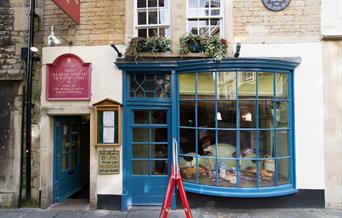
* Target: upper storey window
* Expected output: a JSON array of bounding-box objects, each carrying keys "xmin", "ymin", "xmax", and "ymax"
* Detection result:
[
  {"xmin": 187, "ymin": 0, "xmax": 223, "ymax": 36},
  {"xmin": 136, "ymin": 0, "xmax": 170, "ymax": 37}
]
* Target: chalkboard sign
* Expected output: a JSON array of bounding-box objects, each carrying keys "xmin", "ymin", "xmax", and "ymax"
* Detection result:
[
  {"xmin": 98, "ymin": 150, "xmax": 120, "ymax": 175},
  {"xmin": 262, "ymin": 0, "xmax": 291, "ymax": 11}
]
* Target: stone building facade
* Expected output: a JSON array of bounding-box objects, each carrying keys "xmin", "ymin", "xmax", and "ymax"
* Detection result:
[{"xmin": 1, "ymin": 0, "xmax": 341, "ymax": 210}]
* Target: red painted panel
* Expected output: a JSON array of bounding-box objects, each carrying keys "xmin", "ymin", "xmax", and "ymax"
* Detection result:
[
  {"xmin": 52, "ymin": 0, "xmax": 80, "ymax": 24},
  {"xmin": 46, "ymin": 53, "xmax": 91, "ymax": 100}
]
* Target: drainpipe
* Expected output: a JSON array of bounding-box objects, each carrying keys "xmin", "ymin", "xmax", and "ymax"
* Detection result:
[{"xmin": 25, "ymin": 0, "xmax": 35, "ymax": 200}]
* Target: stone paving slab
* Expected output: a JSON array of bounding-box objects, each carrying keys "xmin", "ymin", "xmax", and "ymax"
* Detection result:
[{"xmin": 0, "ymin": 208, "xmax": 341, "ymax": 218}]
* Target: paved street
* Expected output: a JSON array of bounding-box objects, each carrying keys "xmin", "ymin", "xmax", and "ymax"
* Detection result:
[{"xmin": 0, "ymin": 208, "xmax": 341, "ymax": 218}]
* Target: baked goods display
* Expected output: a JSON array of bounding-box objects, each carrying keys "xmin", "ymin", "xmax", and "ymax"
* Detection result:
[{"xmin": 181, "ymin": 164, "xmax": 208, "ymax": 179}]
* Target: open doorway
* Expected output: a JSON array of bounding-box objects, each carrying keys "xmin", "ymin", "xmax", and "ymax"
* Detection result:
[{"xmin": 53, "ymin": 115, "xmax": 90, "ymax": 203}]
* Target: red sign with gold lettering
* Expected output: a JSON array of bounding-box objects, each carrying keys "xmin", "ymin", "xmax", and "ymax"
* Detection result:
[
  {"xmin": 52, "ymin": 0, "xmax": 80, "ymax": 24},
  {"xmin": 46, "ymin": 53, "xmax": 91, "ymax": 100}
]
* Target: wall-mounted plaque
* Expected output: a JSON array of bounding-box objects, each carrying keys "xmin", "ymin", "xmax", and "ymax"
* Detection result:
[
  {"xmin": 262, "ymin": 0, "xmax": 291, "ymax": 12},
  {"xmin": 46, "ymin": 53, "xmax": 91, "ymax": 100},
  {"xmin": 98, "ymin": 150, "xmax": 120, "ymax": 175}
]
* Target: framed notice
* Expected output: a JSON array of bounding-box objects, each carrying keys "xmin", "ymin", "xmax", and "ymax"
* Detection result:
[
  {"xmin": 93, "ymin": 99, "xmax": 122, "ymax": 147},
  {"xmin": 98, "ymin": 150, "xmax": 120, "ymax": 175}
]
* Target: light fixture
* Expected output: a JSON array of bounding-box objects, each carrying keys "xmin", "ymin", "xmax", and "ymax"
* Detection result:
[
  {"xmin": 217, "ymin": 112, "xmax": 222, "ymax": 121},
  {"xmin": 234, "ymin": 42, "xmax": 241, "ymax": 58},
  {"xmin": 30, "ymin": 47, "xmax": 39, "ymax": 53},
  {"xmin": 47, "ymin": 26, "xmax": 72, "ymax": 46},
  {"xmin": 242, "ymin": 112, "xmax": 252, "ymax": 122},
  {"xmin": 108, "ymin": 41, "xmax": 123, "ymax": 57}
]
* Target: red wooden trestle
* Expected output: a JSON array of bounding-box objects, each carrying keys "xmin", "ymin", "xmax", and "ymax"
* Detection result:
[{"xmin": 159, "ymin": 139, "xmax": 192, "ymax": 218}]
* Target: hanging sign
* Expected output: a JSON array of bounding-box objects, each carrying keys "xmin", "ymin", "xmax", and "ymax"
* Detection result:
[
  {"xmin": 46, "ymin": 53, "xmax": 91, "ymax": 100},
  {"xmin": 52, "ymin": 0, "xmax": 80, "ymax": 24},
  {"xmin": 261, "ymin": 0, "xmax": 291, "ymax": 11},
  {"xmin": 98, "ymin": 150, "xmax": 120, "ymax": 175}
]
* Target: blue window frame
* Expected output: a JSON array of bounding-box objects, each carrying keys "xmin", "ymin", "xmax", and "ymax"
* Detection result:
[{"xmin": 117, "ymin": 58, "xmax": 299, "ymax": 202}]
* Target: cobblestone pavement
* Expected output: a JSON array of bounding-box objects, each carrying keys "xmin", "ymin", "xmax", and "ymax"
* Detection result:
[{"xmin": 0, "ymin": 208, "xmax": 341, "ymax": 218}]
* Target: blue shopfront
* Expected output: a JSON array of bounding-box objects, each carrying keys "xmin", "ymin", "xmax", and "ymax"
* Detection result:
[{"xmin": 116, "ymin": 58, "xmax": 300, "ymax": 210}]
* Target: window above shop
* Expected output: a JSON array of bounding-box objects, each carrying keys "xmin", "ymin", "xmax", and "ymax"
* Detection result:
[
  {"xmin": 135, "ymin": 0, "xmax": 170, "ymax": 37},
  {"xmin": 187, "ymin": 0, "xmax": 223, "ymax": 37}
]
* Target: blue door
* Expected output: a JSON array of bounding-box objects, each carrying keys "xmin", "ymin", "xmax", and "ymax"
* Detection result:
[
  {"xmin": 53, "ymin": 117, "xmax": 81, "ymax": 202},
  {"xmin": 127, "ymin": 107, "xmax": 171, "ymax": 205}
]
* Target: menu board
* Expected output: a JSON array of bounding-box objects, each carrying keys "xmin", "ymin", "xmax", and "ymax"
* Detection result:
[{"xmin": 98, "ymin": 150, "xmax": 120, "ymax": 175}]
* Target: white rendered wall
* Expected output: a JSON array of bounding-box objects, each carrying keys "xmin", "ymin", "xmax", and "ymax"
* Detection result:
[
  {"xmin": 240, "ymin": 43, "xmax": 325, "ymax": 189},
  {"xmin": 41, "ymin": 46, "xmax": 124, "ymax": 207}
]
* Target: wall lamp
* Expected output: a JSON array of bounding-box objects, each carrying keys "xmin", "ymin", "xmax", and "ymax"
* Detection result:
[
  {"xmin": 234, "ymin": 42, "xmax": 241, "ymax": 58},
  {"xmin": 108, "ymin": 41, "xmax": 123, "ymax": 57},
  {"xmin": 47, "ymin": 26, "xmax": 73, "ymax": 46}
]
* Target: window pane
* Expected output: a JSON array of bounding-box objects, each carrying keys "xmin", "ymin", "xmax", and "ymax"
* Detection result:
[
  {"xmin": 138, "ymin": 11, "xmax": 146, "ymax": 25},
  {"xmin": 148, "ymin": 0, "xmax": 157, "ymax": 7},
  {"xmin": 199, "ymin": 0, "xmax": 209, "ymax": 8},
  {"xmin": 188, "ymin": 20, "xmax": 198, "ymax": 35},
  {"xmin": 180, "ymin": 101, "xmax": 196, "ymax": 127},
  {"xmin": 276, "ymin": 101, "xmax": 288, "ymax": 128},
  {"xmin": 151, "ymin": 160, "xmax": 168, "ymax": 175},
  {"xmin": 159, "ymin": 10, "xmax": 166, "ymax": 24},
  {"xmin": 130, "ymin": 73, "xmax": 171, "ymax": 98},
  {"xmin": 217, "ymin": 132, "xmax": 236, "ymax": 158},
  {"xmin": 277, "ymin": 130, "xmax": 289, "ymax": 157},
  {"xmin": 198, "ymin": 129, "xmax": 215, "ymax": 155},
  {"xmin": 151, "ymin": 110, "xmax": 167, "ymax": 124},
  {"xmin": 238, "ymin": 71, "xmax": 256, "ymax": 98},
  {"xmin": 218, "ymin": 160, "xmax": 236, "ymax": 187},
  {"xmin": 211, "ymin": 9, "xmax": 220, "ymax": 15},
  {"xmin": 132, "ymin": 160, "xmax": 149, "ymax": 175},
  {"xmin": 259, "ymin": 100, "xmax": 274, "ymax": 128},
  {"xmin": 218, "ymin": 71, "xmax": 236, "ymax": 99},
  {"xmin": 189, "ymin": 0, "xmax": 198, "ymax": 8},
  {"xmin": 180, "ymin": 128, "xmax": 196, "ymax": 154},
  {"xmin": 276, "ymin": 73, "xmax": 288, "ymax": 99},
  {"xmin": 188, "ymin": 9, "xmax": 198, "ymax": 17},
  {"xmin": 133, "ymin": 128, "xmax": 149, "ymax": 142},
  {"xmin": 179, "ymin": 73, "xmax": 196, "ymax": 99},
  {"xmin": 240, "ymin": 130, "xmax": 257, "ymax": 158},
  {"xmin": 259, "ymin": 160, "xmax": 275, "ymax": 187},
  {"xmin": 240, "ymin": 160, "xmax": 257, "ymax": 188},
  {"xmin": 62, "ymin": 153, "xmax": 69, "ymax": 171},
  {"xmin": 211, "ymin": 0, "xmax": 220, "ymax": 7},
  {"xmin": 199, "ymin": 26, "xmax": 209, "ymax": 37},
  {"xmin": 258, "ymin": 72, "xmax": 274, "ymax": 98},
  {"xmin": 159, "ymin": 28, "xmax": 166, "ymax": 36},
  {"xmin": 198, "ymin": 72, "xmax": 215, "ymax": 99},
  {"xmin": 148, "ymin": 11, "xmax": 158, "ymax": 24},
  {"xmin": 134, "ymin": 110, "xmax": 150, "ymax": 124},
  {"xmin": 151, "ymin": 144, "xmax": 168, "ymax": 158},
  {"xmin": 239, "ymin": 100, "xmax": 256, "ymax": 128},
  {"xmin": 277, "ymin": 159, "xmax": 290, "ymax": 185},
  {"xmin": 198, "ymin": 9, "xmax": 209, "ymax": 16},
  {"xmin": 137, "ymin": 0, "xmax": 146, "ymax": 8},
  {"xmin": 217, "ymin": 101, "xmax": 237, "ymax": 128},
  {"xmin": 132, "ymin": 144, "xmax": 149, "ymax": 158},
  {"xmin": 199, "ymin": 157, "xmax": 216, "ymax": 186},
  {"xmin": 259, "ymin": 130, "xmax": 274, "ymax": 158},
  {"xmin": 198, "ymin": 101, "xmax": 215, "ymax": 127},
  {"xmin": 159, "ymin": 0, "xmax": 165, "ymax": 7},
  {"xmin": 151, "ymin": 128, "xmax": 167, "ymax": 142},
  {"xmin": 72, "ymin": 151, "xmax": 78, "ymax": 168}
]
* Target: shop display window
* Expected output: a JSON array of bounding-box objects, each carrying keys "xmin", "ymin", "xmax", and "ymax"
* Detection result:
[{"xmin": 179, "ymin": 71, "xmax": 291, "ymax": 190}]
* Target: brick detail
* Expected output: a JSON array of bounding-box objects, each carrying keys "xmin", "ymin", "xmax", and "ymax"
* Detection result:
[
  {"xmin": 233, "ymin": 0, "xmax": 321, "ymax": 43},
  {"xmin": 42, "ymin": 0, "xmax": 125, "ymax": 46}
]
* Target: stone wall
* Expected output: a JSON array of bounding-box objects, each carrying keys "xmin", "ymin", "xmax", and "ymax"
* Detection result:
[
  {"xmin": 42, "ymin": 0, "xmax": 125, "ymax": 46},
  {"xmin": 233, "ymin": 0, "xmax": 321, "ymax": 43}
]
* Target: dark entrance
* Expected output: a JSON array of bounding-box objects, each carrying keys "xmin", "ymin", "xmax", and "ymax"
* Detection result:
[{"xmin": 53, "ymin": 116, "xmax": 90, "ymax": 202}]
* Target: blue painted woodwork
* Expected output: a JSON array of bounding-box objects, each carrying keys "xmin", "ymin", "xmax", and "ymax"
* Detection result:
[
  {"xmin": 53, "ymin": 116, "xmax": 81, "ymax": 202},
  {"xmin": 117, "ymin": 58, "xmax": 300, "ymax": 210}
]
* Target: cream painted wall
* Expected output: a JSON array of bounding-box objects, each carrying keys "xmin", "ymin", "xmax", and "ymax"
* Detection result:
[
  {"xmin": 240, "ymin": 43, "xmax": 325, "ymax": 189},
  {"xmin": 40, "ymin": 46, "xmax": 124, "ymax": 208}
]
